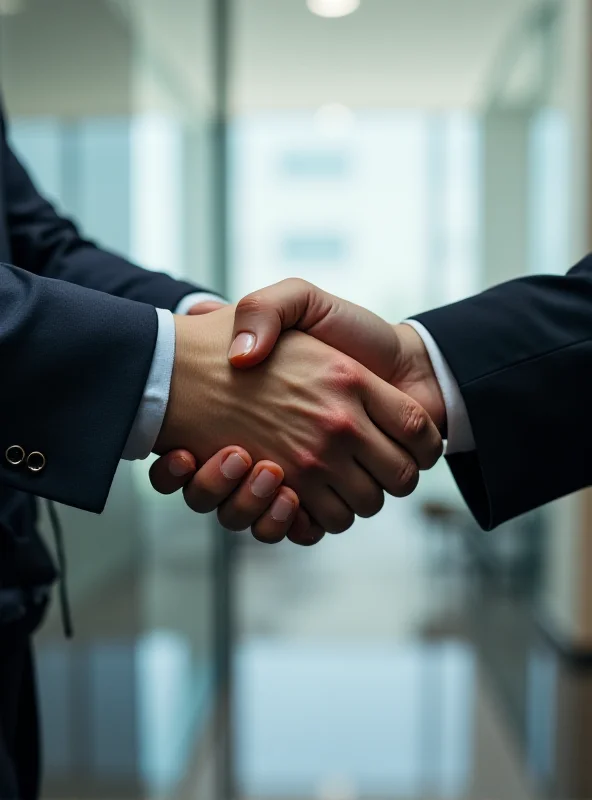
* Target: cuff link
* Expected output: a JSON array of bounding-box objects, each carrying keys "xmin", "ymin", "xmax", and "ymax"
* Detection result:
[
  {"xmin": 27, "ymin": 451, "xmax": 46, "ymax": 473},
  {"xmin": 5, "ymin": 445, "xmax": 25, "ymax": 466}
]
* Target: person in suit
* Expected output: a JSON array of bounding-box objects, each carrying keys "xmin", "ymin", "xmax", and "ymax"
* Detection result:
[
  {"xmin": 0, "ymin": 99, "xmax": 441, "ymax": 797},
  {"xmin": 162, "ymin": 265, "xmax": 592, "ymax": 536}
]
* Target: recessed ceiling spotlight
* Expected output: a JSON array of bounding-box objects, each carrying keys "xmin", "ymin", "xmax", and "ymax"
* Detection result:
[{"xmin": 307, "ymin": 0, "xmax": 360, "ymax": 19}]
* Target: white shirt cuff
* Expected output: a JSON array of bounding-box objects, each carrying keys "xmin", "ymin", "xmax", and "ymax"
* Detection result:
[
  {"xmin": 174, "ymin": 291, "xmax": 226, "ymax": 315},
  {"xmin": 122, "ymin": 292, "xmax": 227, "ymax": 461},
  {"xmin": 122, "ymin": 307, "xmax": 176, "ymax": 460},
  {"xmin": 402, "ymin": 319, "xmax": 475, "ymax": 455}
]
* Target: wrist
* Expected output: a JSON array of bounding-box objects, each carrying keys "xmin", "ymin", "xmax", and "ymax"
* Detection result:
[
  {"xmin": 393, "ymin": 323, "xmax": 447, "ymax": 436},
  {"xmin": 154, "ymin": 314, "xmax": 197, "ymax": 454},
  {"xmin": 154, "ymin": 306, "xmax": 238, "ymax": 457}
]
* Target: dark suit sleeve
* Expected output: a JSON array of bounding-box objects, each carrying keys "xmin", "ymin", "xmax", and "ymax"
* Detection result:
[
  {"xmin": 2, "ymin": 111, "xmax": 210, "ymax": 310},
  {"xmin": 0, "ymin": 263, "xmax": 158, "ymax": 513},
  {"xmin": 413, "ymin": 254, "xmax": 592, "ymax": 531}
]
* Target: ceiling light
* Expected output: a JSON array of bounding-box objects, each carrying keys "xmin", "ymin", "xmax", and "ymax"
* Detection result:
[{"xmin": 307, "ymin": 0, "xmax": 360, "ymax": 19}]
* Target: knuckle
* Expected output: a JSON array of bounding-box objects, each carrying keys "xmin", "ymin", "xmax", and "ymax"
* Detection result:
[
  {"xmin": 284, "ymin": 277, "xmax": 309, "ymax": 292},
  {"xmin": 393, "ymin": 459, "xmax": 419, "ymax": 497},
  {"xmin": 401, "ymin": 400, "xmax": 428, "ymax": 438},
  {"xmin": 236, "ymin": 293, "xmax": 268, "ymax": 315},
  {"xmin": 322, "ymin": 407, "xmax": 357, "ymax": 439},
  {"xmin": 293, "ymin": 447, "xmax": 323, "ymax": 474},
  {"xmin": 327, "ymin": 356, "xmax": 361, "ymax": 392}
]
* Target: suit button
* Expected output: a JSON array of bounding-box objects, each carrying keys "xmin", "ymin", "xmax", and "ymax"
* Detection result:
[
  {"xmin": 26, "ymin": 452, "xmax": 46, "ymax": 473},
  {"xmin": 5, "ymin": 445, "xmax": 25, "ymax": 466}
]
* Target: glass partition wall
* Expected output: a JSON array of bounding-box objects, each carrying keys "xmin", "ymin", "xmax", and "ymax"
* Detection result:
[
  {"xmin": 475, "ymin": 2, "xmax": 592, "ymax": 796},
  {"xmin": 480, "ymin": 0, "xmax": 592, "ymax": 657},
  {"xmin": 0, "ymin": 1, "xmax": 229, "ymax": 798}
]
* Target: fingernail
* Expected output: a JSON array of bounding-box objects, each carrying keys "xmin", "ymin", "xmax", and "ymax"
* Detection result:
[
  {"xmin": 270, "ymin": 495, "xmax": 295, "ymax": 522},
  {"xmin": 169, "ymin": 458, "xmax": 191, "ymax": 477},
  {"xmin": 221, "ymin": 452, "xmax": 249, "ymax": 480},
  {"xmin": 228, "ymin": 332, "xmax": 255, "ymax": 360},
  {"xmin": 251, "ymin": 468, "xmax": 280, "ymax": 498}
]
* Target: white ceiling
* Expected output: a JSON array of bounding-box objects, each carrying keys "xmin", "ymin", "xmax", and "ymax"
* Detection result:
[
  {"xmin": 230, "ymin": 0, "xmax": 534, "ymax": 111},
  {"xmin": 0, "ymin": 0, "xmax": 535, "ymax": 117}
]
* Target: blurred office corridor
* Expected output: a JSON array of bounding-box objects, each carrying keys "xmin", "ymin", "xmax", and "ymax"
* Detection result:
[{"xmin": 2, "ymin": 0, "xmax": 592, "ymax": 799}]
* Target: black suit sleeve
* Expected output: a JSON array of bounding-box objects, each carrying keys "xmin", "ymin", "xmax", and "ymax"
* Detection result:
[
  {"xmin": 2, "ymin": 110, "xmax": 208, "ymax": 310},
  {"xmin": 0, "ymin": 106, "xmax": 191, "ymax": 514},
  {"xmin": 0, "ymin": 263, "xmax": 158, "ymax": 513},
  {"xmin": 413, "ymin": 254, "xmax": 592, "ymax": 531}
]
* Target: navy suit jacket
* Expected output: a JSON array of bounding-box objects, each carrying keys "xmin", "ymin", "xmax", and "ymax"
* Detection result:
[
  {"xmin": 415, "ymin": 253, "xmax": 592, "ymax": 530},
  {"xmin": 0, "ymin": 106, "xmax": 204, "ymax": 594}
]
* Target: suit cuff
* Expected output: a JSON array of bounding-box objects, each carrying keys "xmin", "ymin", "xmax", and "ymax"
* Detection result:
[
  {"xmin": 122, "ymin": 308, "xmax": 175, "ymax": 460},
  {"xmin": 403, "ymin": 319, "xmax": 475, "ymax": 454}
]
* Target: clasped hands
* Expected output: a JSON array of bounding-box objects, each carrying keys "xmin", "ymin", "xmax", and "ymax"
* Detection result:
[{"xmin": 151, "ymin": 280, "xmax": 446, "ymax": 546}]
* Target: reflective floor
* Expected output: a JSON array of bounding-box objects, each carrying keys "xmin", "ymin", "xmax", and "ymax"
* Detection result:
[
  {"xmin": 34, "ymin": 477, "xmax": 592, "ymax": 800},
  {"xmin": 35, "ymin": 477, "xmax": 221, "ymax": 800},
  {"xmin": 232, "ymin": 494, "xmax": 541, "ymax": 800}
]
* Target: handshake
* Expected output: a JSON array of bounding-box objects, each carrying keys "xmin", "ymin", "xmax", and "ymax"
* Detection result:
[{"xmin": 151, "ymin": 279, "xmax": 446, "ymax": 546}]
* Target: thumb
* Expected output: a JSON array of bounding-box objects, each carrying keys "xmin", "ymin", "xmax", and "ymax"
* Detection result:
[
  {"xmin": 228, "ymin": 278, "xmax": 399, "ymax": 380},
  {"xmin": 228, "ymin": 278, "xmax": 335, "ymax": 368}
]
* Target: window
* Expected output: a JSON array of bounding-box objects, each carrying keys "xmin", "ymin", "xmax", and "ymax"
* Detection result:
[
  {"xmin": 280, "ymin": 150, "xmax": 348, "ymax": 178},
  {"xmin": 281, "ymin": 234, "xmax": 348, "ymax": 262}
]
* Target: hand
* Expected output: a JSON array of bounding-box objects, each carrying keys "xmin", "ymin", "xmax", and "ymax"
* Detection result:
[
  {"xmin": 155, "ymin": 305, "xmax": 442, "ymax": 533},
  {"xmin": 152, "ymin": 297, "xmax": 315, "ymax": 543},
  {"xmin": 228, "ymin": 279, "xmax": 446, "ymax": 434},
  {"xmin": 150, "ymin": 446, "xmax": 325, "ymax": 546}
]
